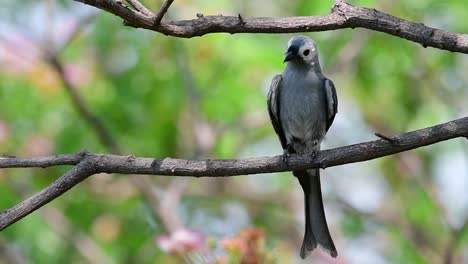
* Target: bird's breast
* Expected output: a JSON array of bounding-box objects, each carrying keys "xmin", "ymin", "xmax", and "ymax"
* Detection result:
[{"xmin": 279, "ymin": 73, "xmax": 326, "ymax": 144}]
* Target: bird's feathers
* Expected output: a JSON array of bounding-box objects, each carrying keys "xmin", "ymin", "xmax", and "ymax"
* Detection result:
[
  {"xmin": 324, "ymin": 78, "xmax": 338, "ymax": 132},
  {"xmin": 295, "ymin": 169, "xmax": 337, "ymax": 258},
  {"xmin": 267, "ymin": 74, "xmax": 287, "ymax": 149},
  {"xmin": 267, "ymin": 36, "xmax": 338, "ymax": 258}
]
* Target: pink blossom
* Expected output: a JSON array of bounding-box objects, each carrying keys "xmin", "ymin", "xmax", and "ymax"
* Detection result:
[
  {"xmin": 0, "ymin": 33, "xmax": 40, "ymax": 73},
  {"xmin": 63, "ymin": 62, "xmax": 94, "ymax": 87},
  {"xmin": 156, "ymin": 228, "xmax": 206, "ymax": 254}
]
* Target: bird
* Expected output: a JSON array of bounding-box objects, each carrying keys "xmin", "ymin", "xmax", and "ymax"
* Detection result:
[{"xmin": 267, "ymin": 35, "xmax": 338, "ymax": 258}]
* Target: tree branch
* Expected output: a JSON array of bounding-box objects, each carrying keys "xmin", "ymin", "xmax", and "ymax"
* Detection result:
[
  {"xmin": 0, "ymin": 161, "xmax": 95, "ymax": 230},
  {"xmin": 1, "ymin": 116, "xmax": 467, "ymax": 173},
  {"xmin": 73, "ymin": 0, "xmax": 468, "ymax": 54},
  {"xmin": 0, "ymin": 153, "xmax": 82, "ymax": 168},
  {"xmin": 153, "ymin": 0, "xmax": 174, "ymax": 25},
  {"xmin": 0, "ymin": 116, "xmax": 467, "ymax": 230}
]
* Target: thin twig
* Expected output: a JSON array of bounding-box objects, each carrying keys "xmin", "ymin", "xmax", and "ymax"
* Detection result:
[
  {"xmin": 46, "ymin": 54, "xmax": 120, "ymax": 153},
  {"xmin": 375, "ymin": 132, "xmax": 399, "ymax": 145},
  {"xmin": 56, "ymin": 12, "xmax": 99, "ymax": 54},
  {"xmin": 153, "ymin": 0, "xmax": 174, "ymax": 25}
]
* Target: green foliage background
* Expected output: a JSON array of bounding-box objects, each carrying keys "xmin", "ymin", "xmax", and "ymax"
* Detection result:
[{"xmin": 1, "ymin": 0, "xmax": 468, "ymax": 263}]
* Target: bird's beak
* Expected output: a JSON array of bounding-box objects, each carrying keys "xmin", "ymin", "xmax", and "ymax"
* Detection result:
[{"xmin": 283, "ymin": 51, "xmax": 296, "ymax": 63}]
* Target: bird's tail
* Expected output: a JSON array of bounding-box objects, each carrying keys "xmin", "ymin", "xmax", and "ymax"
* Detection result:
[{"xmin": 294, "ymin": 169, "xmax": 337, "ymax": 259}]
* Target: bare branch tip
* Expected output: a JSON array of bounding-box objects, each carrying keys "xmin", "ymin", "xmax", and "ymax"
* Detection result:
[
  {"xmin": 238, "ymin": 14, "xmax": 246, "ymax": 26},
  {"xmin": 375, "ymin": 132, "xmax": 399, "ymax": 145}
]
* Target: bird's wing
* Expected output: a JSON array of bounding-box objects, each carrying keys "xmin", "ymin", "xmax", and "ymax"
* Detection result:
[
  {"xmin": 267, "ymin": 74, "xmax": 287, "ymax": 149},
  {"xmin": 324, "ymin": 78, "xmax": 338, "ymax": 132}
]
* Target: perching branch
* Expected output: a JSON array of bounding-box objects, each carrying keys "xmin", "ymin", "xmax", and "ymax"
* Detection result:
[
  {"xmin": 73, "ymin": 0, "xmax": 468, "ymax": 54},
  {"xmin": 1, "ymin": 116, "xmax": 468, "ymax": 231}
]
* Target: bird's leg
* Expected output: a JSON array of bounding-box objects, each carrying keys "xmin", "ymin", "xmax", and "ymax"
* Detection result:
[
  {"xmin": 305, "ymin": 140, "xmax": 322, "ymax": 168},
  {"xmin": 282, "ymin": 144, "xmax": 294, "ymax": 164},
  {"xmin": 309, "ymin": 149, "xmax": 318, "ymax": 158},
  {"xmin": 305, "ymin": 149, "xmax": 318, "ymax": 159},
  {"xmin": 304, "ymin": 140, "xmax": 319, "ymax": 157},
  {"xmin": 312, "ymin": 140, "xmax": 319, "ymax": 157}
]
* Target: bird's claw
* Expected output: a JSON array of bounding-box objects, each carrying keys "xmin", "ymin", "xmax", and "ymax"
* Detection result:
[
  {"xmin": 281, "ymin": 150, "xmax": 290, "ymax": 164},
  {"xmin": 282, "ymin": 144, "xmax": 295, "ymax": 164},
  {"xmin": 309, "ymin": 150, "xmax": 318, "ymax": 159},
  {"xmin": 307, "ymin": 150, "xmax": 324, "ymax": 169}
]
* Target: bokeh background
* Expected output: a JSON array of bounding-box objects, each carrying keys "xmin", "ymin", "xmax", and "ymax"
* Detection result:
[{"xmin": 1, "ymin": 0, "xmax": 468, "ymax": 263}]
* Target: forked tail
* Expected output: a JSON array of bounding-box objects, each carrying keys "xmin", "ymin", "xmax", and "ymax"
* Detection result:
[{"xmin": 294, "ymin": 169, "xmax": 337, "ymax": 258}]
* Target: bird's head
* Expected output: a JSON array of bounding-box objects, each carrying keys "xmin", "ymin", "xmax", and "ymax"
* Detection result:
[{"xmin": 284, "ymin": 35, "xmax": 320, "ymax": 67}]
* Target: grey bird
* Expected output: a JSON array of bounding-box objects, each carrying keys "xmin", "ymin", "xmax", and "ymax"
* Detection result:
[{"xmin": 267, "ymin": 36, "xmax": 338, "ymax": 258}]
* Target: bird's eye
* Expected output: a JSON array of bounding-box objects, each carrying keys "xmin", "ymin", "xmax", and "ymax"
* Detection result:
[{"xmin": 303, "ymin": 49, "xmax": 310, "ymax": 56}]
